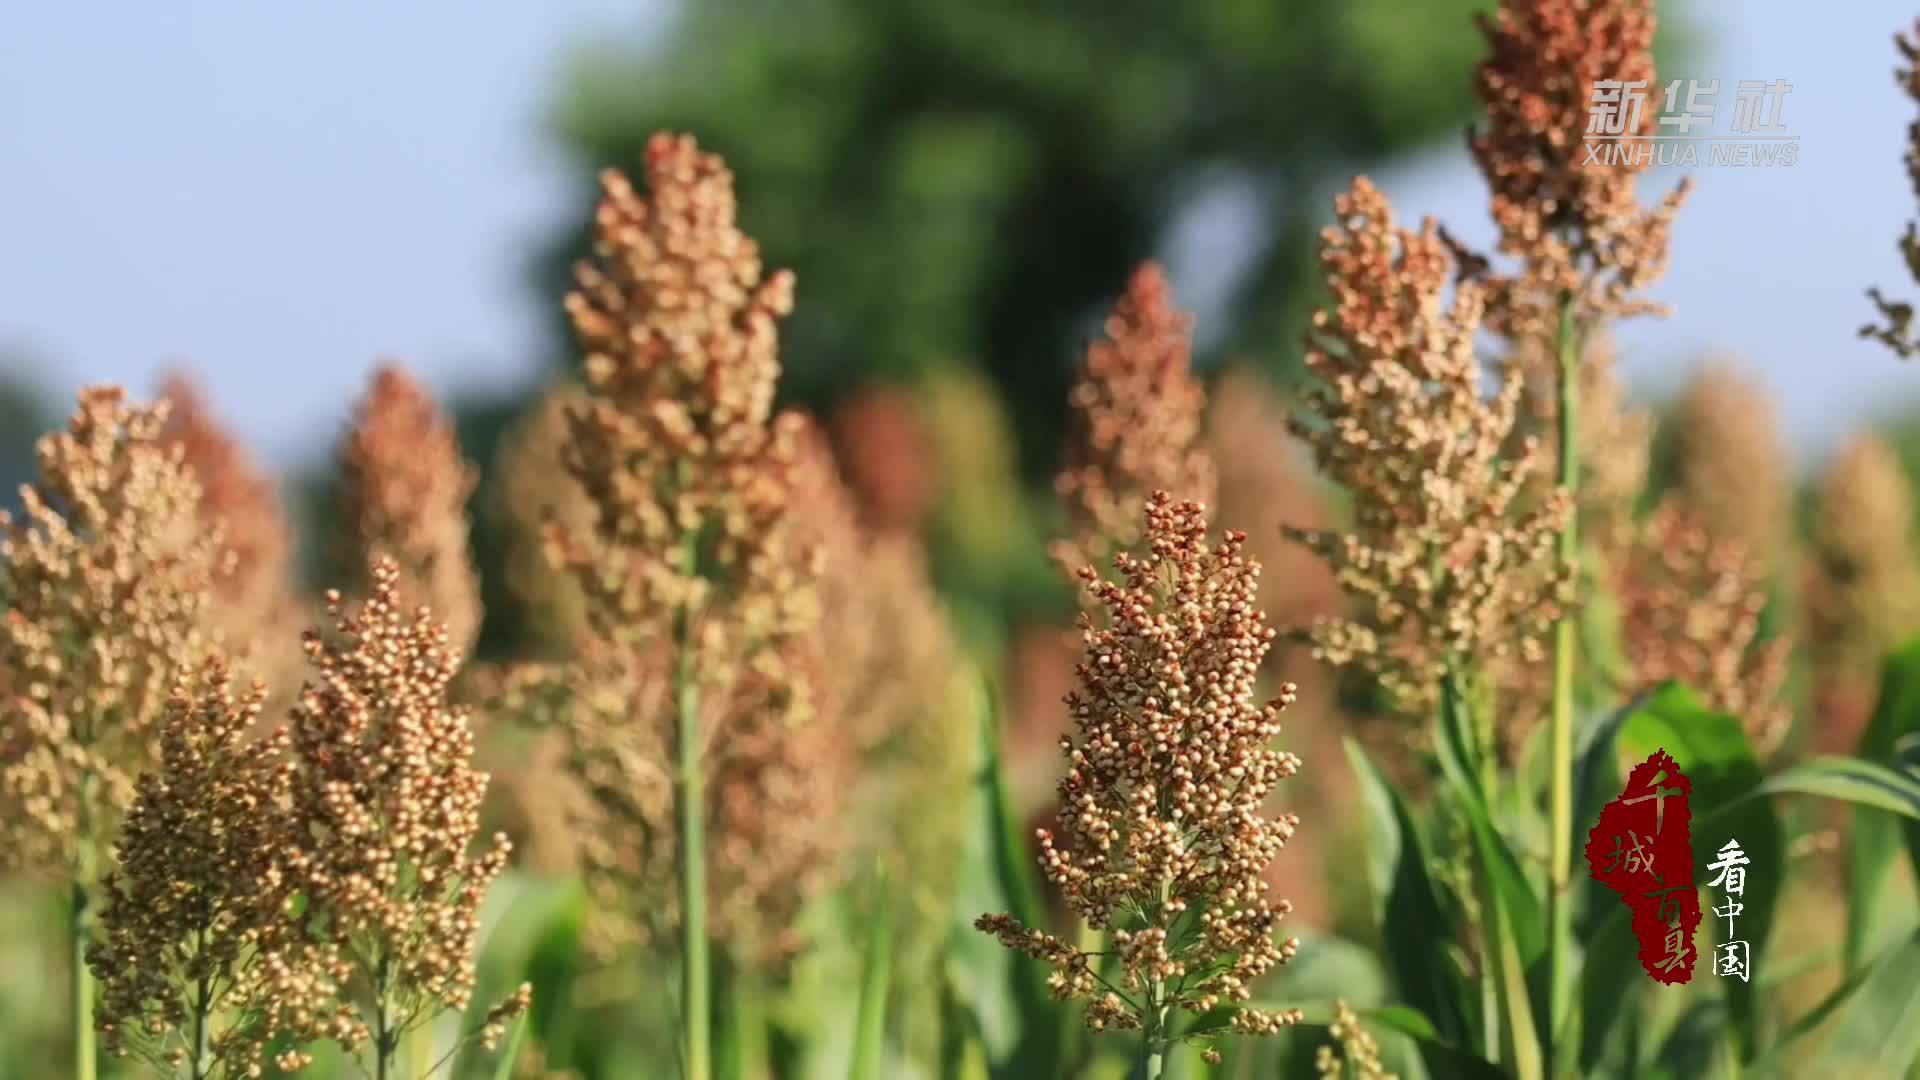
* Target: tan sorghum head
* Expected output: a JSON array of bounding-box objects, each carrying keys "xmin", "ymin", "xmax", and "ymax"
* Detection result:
[
  {"xmin": 1315, "ymin": 1000, "xmax": 1398, "ymax": 1080},
  {"xmin": 554, "ymin": 131, "xmax": 815, "ymax": 658},
  {"xmin": 0, "ymin": 387, "xmax": 230, "ymax": 879},
  {"xmin": 88, "ymin": 656, "xmax": 318, "ymax": 1078},
  {"xmin": 1863, "ymin": 20, "xmax": 1920, "ymax": 358},
  {"xmin": 1054, "ymin": 262, "xmax": 1216, "ymax": 577},
  {"xmin": 1616, "ymin": 499, "xmax": 1791, "ymax": 753},
  {"xmin": 1805, "ymin": 435, "xmax": 1920, "ymax": 748},
  {"xmin": 1667, "ymin": 361, "xmax": 1790, "ymax": 566},
  {"xmin": 1290, "ymin": 177, "xmax": 1569, "ymax": 714},
  {"xmin": 977, "ymin": 493, "xmax": 1305, "ymax": 1052},
  {"xmin": 337, "ymin": 365, "xmax": 483, "ymax": 656},
  {"xmin": 159, "ymin": 373, "xmax": 307, "ymax": 699},
  {"xmin": 492, "ymin": 380, "xmax": 595, "ymax": 657},
  {"xmin": 279, "ymin": 557, "xmax": 520, "ymax": 1058},
  {"xmin": 1465, "ymin": 0, "xmax": 1689, "ymax": 341}
]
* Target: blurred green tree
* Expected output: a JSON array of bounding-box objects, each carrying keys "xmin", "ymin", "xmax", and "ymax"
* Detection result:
[{"xmin": 536, "ymin": 0, "xmax": 1497, "ymax": 478}]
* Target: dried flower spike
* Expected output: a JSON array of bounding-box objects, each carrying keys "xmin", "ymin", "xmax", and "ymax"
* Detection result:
[
  {"xmin": 279, "ymin": 557, "xmax": 523, "ymax": 1068},
  {"xmin": 977, "ymin": 492, "xmax": 1305, "ymax": 1062},
  {"xmin": 0, "ymin": 387, "xmax": 230, "ymax": 879},
  {"xmin": 337, "ymin": 364, "xmax": 483, "ymax": 656},
  {"xmin": 1289, "ymin": 177, "xmax": 1568, "ymax": 714},
  {"xmin": 1055, "ymin": 262, "xmax": 1215, "ymax": 576},
  {"xmin": 88, "ymin": 657, "xmax": 311, "ymax": 1079},
  {"xmin": 1864, "ymin": 20, "xmax": 1920, "ymax": 358}
]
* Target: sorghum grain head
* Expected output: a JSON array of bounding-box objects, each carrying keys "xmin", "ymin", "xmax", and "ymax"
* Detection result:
[
  {"xmin": 1054, "ymin": 262, "xmax": 1216, "ymax": 576},
  {"xmin": 1667, "ymin": 362, "xmax": 1790, "ymax": 566},
  {"xmin": 978, "ymin": 493, "xmax": 1305, "ymax": 1053},
  {"xmin": 492, "ymin": 380, "xmax": 595, "ymax": 657},
  {"xmin": 1289, "ymin": 178, "xmax": 1569, "ymax": 714},
  {"xmin": 0, "ymin": 387, "xmax": 230, "ymax": 879},
  {"xmin": 1863, "ymin": 20, "xmax": 1920, "ymax": 358},
  {"xmin": 337, "ymin": 365, "xmax": 483, "ymax": 656}
]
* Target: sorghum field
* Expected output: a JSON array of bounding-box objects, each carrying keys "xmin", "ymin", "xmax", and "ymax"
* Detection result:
[{"xmin": 12, "ymin": 0, "xmax": 1920, "ymax": 1077}]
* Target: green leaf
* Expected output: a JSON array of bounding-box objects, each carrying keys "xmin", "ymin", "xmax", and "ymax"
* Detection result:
[
  {"xmin": 943, "ymin": 671, "xmax": 1067, "ymax": 1077},
  {"xmin": 1848, "ymin": 639, "xmax": 1920, "ymax": 974},
  {"xmin": 1749, "ymin": 930, "xmax": 1920, "ymax": 1078},
  {"xmin": 1617, "ymin": 683, "xmax": 1783, "ymax": 1062},
  {"xmin": 491, "ymin": 1012, "xmax": 529, "ymax": 1080},
  {"xmin": 1746, "ymin": 756, "xmax": 1920, "ymax": 819},
  {"xmin": 850, "ymin": 873, "xmax": 894, "ymax": 1080},
  {"xmin": 1345, "ymin": 737, "xmax": 1472, "ymax": 1048}
]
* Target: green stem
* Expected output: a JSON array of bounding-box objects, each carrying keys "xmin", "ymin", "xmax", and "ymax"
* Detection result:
[
  {"xmin": 1546, "ymin": 299, "xmax": 1581, "ymax": 1074},
  {"xmin": 71, "ymin": 881, "xmax": 96, "ymax": 1080},
  {"xmin": 1141, "ymin": 1001, "xmax": 1168, "ymax": 1080},
  {"xmin": 373, "ymin": 951, "xmax": 395, "ymax": 1080},
  {"xmin": 190, "ymin": 926, "xmax": 212, "ymax": 1080},
  {"xmin": 675, "ymin": 544, "xmax": 711, "ymax": 1080}
]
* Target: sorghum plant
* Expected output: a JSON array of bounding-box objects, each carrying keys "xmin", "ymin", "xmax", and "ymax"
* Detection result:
[
  {"xmin": 1053, "ymin": 262, "xmax": 1215, "ymax": 577},
  {"xmin": 1288, "ymin": 177, "xmax": 1568, "ymax": 717},
  {"xmin": 1459, "ymin": 1, "xmax": 1688, "ymax": 1049},
  {"xmin": 337, "ymin": 365, "xmax": 484, "ymax": 656},
  {"xmin": 1666, "ymin": 362, "xmax": 1792, "ymax": 568},
  {"xmin": 977, "ymin": 492, "xmax": 1306, "ymax": 1074},
  {"xmin": 87, "ymin": 656, "xmax": 313, "ymax": 1079},
  {"xmin": 549, "ymin": 132, "xmax": 823, "ymax": 1080},
  {"xmin": 0, "ymin": 387, "xmax": 231, "ymax": 1080},
  {"xmin": 1863, "ymin": 19, "xmax": 1920, "ymax": 357},
  {"xmin": 278, "ymin": 557, "xmax": 525, "ymax": 1078},
  {"xmin": 491, "ymin": 380, "xmax": 594, "ymax": 658}
]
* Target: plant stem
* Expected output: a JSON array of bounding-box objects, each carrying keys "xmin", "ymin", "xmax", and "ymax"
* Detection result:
[
  {"xmin": 1546, "ymin": 298, "xmax": 1581, "ymax": 1074},
  {"xmin": 675, "ymin": 539, "xmax": 711, "ymax": 1080},
  {"xmin": 70, "ymin": 880, "xmax": 96, "ymax": 1080},
  {"xmin": 1141, "ymin": 999, "xmax": 1168, "ymax": 1080},
  {"xmin": 190, "ymin": 926, "xmax": 212, "ymax": 1080},
  {"xmin": 373, "ymin": 952, "xmax": 395, "ymax": 1080}
]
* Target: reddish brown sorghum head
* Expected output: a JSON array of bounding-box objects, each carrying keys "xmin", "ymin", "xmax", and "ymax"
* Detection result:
[
  {"xmin": 1616, "ymin": 500, "xmax": 1790, "ymax": 752},
  {"xmin": 1465, "ymin": 0, "xmax": 1689, "ymax": 342},
  {"xmin": 977, "ymin": 493, "xmax": 1306, "ymax": 1054},
  {"xmin": 278, "ymin": 557, "xmax": 522, "ymax": 1062},
  {"xmin": 0, "ymin": 387, "xmax": 231, "ymax": 880},
  {"xmin": 337, "ymin": 365, "xmax": 483, "ymax": 656},
  {"xmin": 159, "ymin": 373, "xmax": 307, "ymax": 699},
  {"xmin": 491, "ymin": 380, "xmax": 594, "ymax": 657},
  {"xmin": 1054, "ymin": 262, "xmax": 1216, "ymax": 576},
  {"xmin": 1863, "ymin": 20, "xmax": 1920, "ymax": 358},
  {"xmin": 1667, "ymin": 362, "xmax": 1790, "ymax": 566},
  {"xmin": 88, "ymin": 656, "xmax": 323, "ymax": 1078},
  {"xmin": 827, "ymin": 385, "xmax": 938, "ymax": 534},
  {"xmin": 1289, "ymin": 178, "xmax": 1569, "ymax": 713},
  {"xmin": 1805, "ymin": 435, "xmax": 1920, "ymax": 749}
]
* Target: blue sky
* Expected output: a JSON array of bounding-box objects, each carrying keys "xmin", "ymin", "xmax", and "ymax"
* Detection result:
[{"xmin": 2, "ymin": 0, "xmax": 1916, "ymax": 473}]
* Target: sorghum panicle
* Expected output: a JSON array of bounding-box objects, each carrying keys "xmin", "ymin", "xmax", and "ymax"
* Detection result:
[
  {"xmin": 977, "ymin": 493, "xmax": 1305, "ymax": 1050},
  {"xmin": 279, "ymin": 557, "xmax": 521, "ymax": 1059},
  {"xmin": 160, "ymin": 374, "xmax": 307, "ymax": 701},
  {"xmin": 1667, "ymin": 362, "xmax": 1791, "ymax": 566},
  {"xmin": 88, "ymin": 656, "xmax": 307, "ymax": 1078},
  {"xmin": 337, "ymin": 365, "xmax": 484, "ymax": 656},
  {"xmin": 492, "ymin": 380, "xmax": 595, "ymax": 657},
  {"xmin": 1616, "ymin": 500, "xmax": 1791, "ymax": 752},
  {"xmin": 1863, "ymin": 20, "xmax": 1920, "ymax": 358},
  {"xmin": 1805, "ymin": 435, "xmax": 1920, "ymax": 748},
  {"xmin": 1314, "ymin": 1000, "xmax": 1397, "ymax": 1080},
  {"xmin": 826, "ymin": 385, "xmax": 938, "ymax": 534},
  {"xmin": 1054, "ymin": 262, "xmax": 1216, "ymax": 576},
  {"xmin": 1465, "ymin": 0, "xmax": 1689, "ymax": 341},
  {"xmin": 1289, "ymin": 178, "xmax": 1569, "ymax": 713},
  {"xmin": 0, "ymin": 387, "xmax": 231, "ymax": 878}
]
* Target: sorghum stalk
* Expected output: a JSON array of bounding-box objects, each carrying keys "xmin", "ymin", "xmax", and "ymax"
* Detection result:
[
  {"xmin": 1547, "ymin": 298, "xmax": 1579, "ymax": 1058},
  {"xmin": 72, "ymin": 875, "xmax": 96, "ymax": 1080},
  {"xmin": 676, "ymin": 534, "xmax": 711, "ymax": 1080}
]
